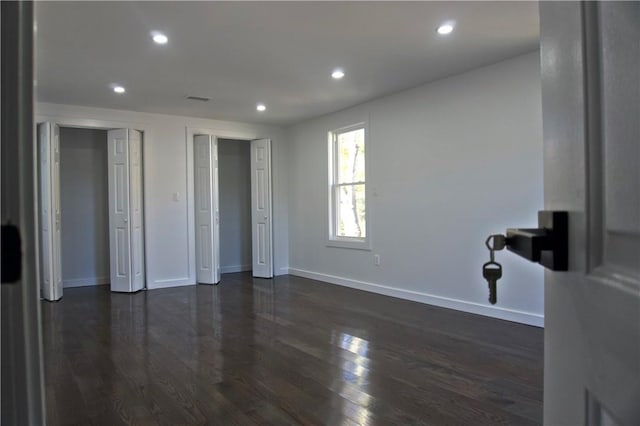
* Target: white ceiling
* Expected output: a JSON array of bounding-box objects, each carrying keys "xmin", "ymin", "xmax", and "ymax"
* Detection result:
[{"xmin": 35, "ymin": 1, "xmax": 539, "ymax": 126}]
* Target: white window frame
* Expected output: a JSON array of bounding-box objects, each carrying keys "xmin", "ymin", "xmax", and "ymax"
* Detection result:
[{"xmin": 327, "ymin": 122, "xmax": 371, "ymax": 250}]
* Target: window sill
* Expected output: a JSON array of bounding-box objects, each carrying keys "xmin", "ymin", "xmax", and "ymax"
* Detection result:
[{"xmin": 326, "ymin": 238, "xmax": 371, "ymax": 251}]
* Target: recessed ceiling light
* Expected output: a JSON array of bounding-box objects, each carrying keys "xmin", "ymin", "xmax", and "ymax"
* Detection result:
[
  {"xmin": 113, "ymin": 85, "xmax": 125, "ymax": 94},
  {"xmin": 256, "ymin": 103, "xmax": 266, "ymax": 112},
  {"xmin": 331, "ymin": 69, "xmax": 345, "ymax": 79},
  {"xmin": 151, "ymin": 32, "xmax": 168, "ymax": 44},
  {"xmin": 437, "ymin": 22, "xmax": 455, "ymax": 35}
]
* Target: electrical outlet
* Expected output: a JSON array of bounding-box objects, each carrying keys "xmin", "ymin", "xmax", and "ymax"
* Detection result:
[{"xmin": 374, "ymin": 254, "xmax": 381, "ymax": 266}]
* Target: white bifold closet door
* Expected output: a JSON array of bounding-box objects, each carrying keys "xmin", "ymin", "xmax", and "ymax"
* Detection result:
[
  {"xmin": 194, "ymin": 134, "xmax": 220, "ymax": 284},
  {"xmin": 107, "ymin": 129, "xmax": 145, "ymax": 293},
  {"xmin": 251, "ymin": 139, "xmax": 273, "ymax": 278},
  {"xmin": 39, "ymin": 122, "xmax": 63, "ymax": 301}
]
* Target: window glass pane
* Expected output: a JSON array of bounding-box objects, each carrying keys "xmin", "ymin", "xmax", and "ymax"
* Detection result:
[
  {"xmin": 336, "ymin": 184, "xmax": 366, "ymax": 238},
  {"xmin": 337, "ymin": 128, "xmax": 365, "ymax": 184}
]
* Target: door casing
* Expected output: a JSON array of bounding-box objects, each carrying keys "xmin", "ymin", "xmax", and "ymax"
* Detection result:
[
  {"xmin": 187, "ymin": 128, "xmax": 275, "ymax": 283},
  {"xmin": 35, "ymin": 119, "xmax": 150, "ymax": 297}
]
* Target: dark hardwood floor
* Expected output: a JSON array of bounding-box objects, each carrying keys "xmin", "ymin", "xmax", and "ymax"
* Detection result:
[{"xmin": 41, "ymin": 273, "xmax": 543, "ymax": 425}]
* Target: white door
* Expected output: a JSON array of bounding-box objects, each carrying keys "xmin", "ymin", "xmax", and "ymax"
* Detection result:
[
  {"xmin": 4, "ymin": 5, "xmax": 46, "ymax": 421},
  {"xmin": 38, "ymin": 122, "xmax": 63, "ymax": 301},
  {"xmin": 194, "ymin": 134, "xmax": 220, "ymax": 284},
  {"xmin": 128, "ymin": 130, "xmax": 145, "ymax": 292},
  {"xmin": 107, "ymin": 129, "xmax": 145, "ymax": 292},
  {"xmin": 212, "ymin": 138, "xmax": 220, "ymax": 284},
  {"xmin": 540, "ymin": 2, "xmax": 639, "ymax": 425},
  {"xmin": 251, "ymin": 139, "xmax": 273, "ymax": 278}
]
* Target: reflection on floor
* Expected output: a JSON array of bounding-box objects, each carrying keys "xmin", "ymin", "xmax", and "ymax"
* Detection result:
[{"xmin": 42, "ymin": 272, "xmax": 543, "ymax": 425}]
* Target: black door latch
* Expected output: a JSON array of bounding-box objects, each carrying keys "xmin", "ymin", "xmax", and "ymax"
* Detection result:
[
  {"xmin": 2, "ymin": 224, "xmax": 22, "ymax": 284},
  {"xmin": 505, "ymin": 211, "xmax": 569, "ymax": 271}
]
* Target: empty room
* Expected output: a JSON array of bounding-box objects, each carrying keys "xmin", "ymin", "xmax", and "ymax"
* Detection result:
[{"xmin": 2, "ymin": 1, "xmax": 638, "ymax": 425}]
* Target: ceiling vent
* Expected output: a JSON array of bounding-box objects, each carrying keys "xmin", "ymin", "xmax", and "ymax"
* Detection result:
[{"xmin": 186, "ymin": 95, "xmax": 210, "ymax": 102}]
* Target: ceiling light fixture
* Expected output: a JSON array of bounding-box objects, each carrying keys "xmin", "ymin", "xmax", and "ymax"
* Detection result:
[
  {"xmin": 151, "ymin": 32, "xmax": 168, "ymax": 44},
  {"xmin": 113, "ymin": 85, "xmax": 126, "ymax": 94},
  {"xmin": 437, "ymin": 22, "xmax": 455, "ymax": 35},
  {"xmin": 331, "ymin": 69, "xmax": 345, "ymax": 79},
  {"xmin": 256, "ymin": 103, "xmax": 266, "ymax": 112}
]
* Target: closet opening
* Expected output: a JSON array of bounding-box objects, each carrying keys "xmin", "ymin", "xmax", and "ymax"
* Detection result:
[
  {"xmin": 38, "ymin": 122, "xmax": 146, "ymax": 301},
  {"xmin": 59, "ymin": 127, "xmax": 110, "ymax": 289},
  {"xmin": 218, "ymin": 139, "xmax": 252, "ymax": 276},
  {"xmin": 192, "ymin": 133, "xmax": 273, "ymax": 285}
]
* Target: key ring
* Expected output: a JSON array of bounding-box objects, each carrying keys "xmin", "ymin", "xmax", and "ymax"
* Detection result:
[
  {"xmin": 485, "ymin": 235, "xmax": 494, "ymax": 251},
  {"xmin": 485, "ymin": 235, "xmax": 496, "ymax": 262}
]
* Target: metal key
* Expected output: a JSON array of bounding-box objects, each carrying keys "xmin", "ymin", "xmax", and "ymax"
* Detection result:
[{"xmin": 482, "ymin": 261, "xmax": 502, "ymax": 305}]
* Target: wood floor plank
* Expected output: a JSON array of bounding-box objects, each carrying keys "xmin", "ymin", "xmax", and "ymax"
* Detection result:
[{"xmin": 42, "ymin": 273, "xmax": 543, "ymax": 425}]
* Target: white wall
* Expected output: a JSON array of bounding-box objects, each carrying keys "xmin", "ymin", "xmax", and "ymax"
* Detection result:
[
  {"xmin": 287, "ymin": 52, "xmax": 544, "ymax": 326},
  {"xmin": 36, "ymin": 103, "xmax": 288, "ymax": 289},
  {"xmin": 59, "ymin": 127, "xmax": 109, "ymax": 287},
  {"xmin": 218, "ymin": 139, "xmax": 252, "ymax": 273}
]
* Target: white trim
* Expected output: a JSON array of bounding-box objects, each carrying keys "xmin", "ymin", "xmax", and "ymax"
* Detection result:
[
  {"xmin": 277, "ymin": 267, "xmax": 290, "ymax": 276},
  {"xmin": 328, "ymin": 121, "xmax": 371, "ymax": 250},
  {"xmin": 34, "ymin": 115, "xmax": 151, "ymax": 292},
  {"xmin": 326, "ymin": 238, "xmax": 372, "ymax": 251},
  {"xmin": 148, "ymin": 277, "xmax": 194, "ymax": 290},
  {"xmin": 220, "ymin": 264, "xmax": 252, "ymax": 274},
  {"xmin": 185, "ymin": 126, "xmax": 276, "ymax": 289},
  {"xmin": 62, "ymin": 276, "xmax": 109, "ymax": 288},
  {"xmin": 186, "ymin": 127, "xmax": 264, "ymax": 285},
  {"xmin": 288, "ymin": 268, "xmax": 544, "ymax": 327}
]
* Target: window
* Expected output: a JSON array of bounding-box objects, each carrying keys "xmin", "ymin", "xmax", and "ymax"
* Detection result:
[{"xmin": 328, "ymin": 124, "xmax": 369, "ymax": 249}]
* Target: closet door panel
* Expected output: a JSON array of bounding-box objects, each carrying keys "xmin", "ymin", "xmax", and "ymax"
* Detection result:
[
  {"xmin": 194, "ymin": 135, "xmax": 218, "ymax": 284},
  {"xmin": 128, "ymin": 130, "xmax": 145, "ymax": 291},
  {"xmin": 108, "ymin": 129, "xmax": 132, "ymax": 292},
  {"xmin": 250, "ymin": 138, "xmax": 273, "ymax": 278},
  {"xmin": 38, "ymin": 122, "xmax": 63, "ymax": 301}
]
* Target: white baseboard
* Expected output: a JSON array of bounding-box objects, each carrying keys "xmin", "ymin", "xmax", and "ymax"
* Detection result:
[
  {"xmin": 276, "ymin": 267, "xmax": 290, "ymax": 276},
  {"xmin": 220, "ymin": 264, "xmax": 252, "ymax": 274},
  {"xmin": 63, "ymin": 276, "xmax": 109, "ymax": 288},
  {"xmin": 148, "ymin": 277, "xmax": 194, "ymax": 290},
  {"xmin": 288, "ymin": 268, "xmax": 543, "ymax": 327}
]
